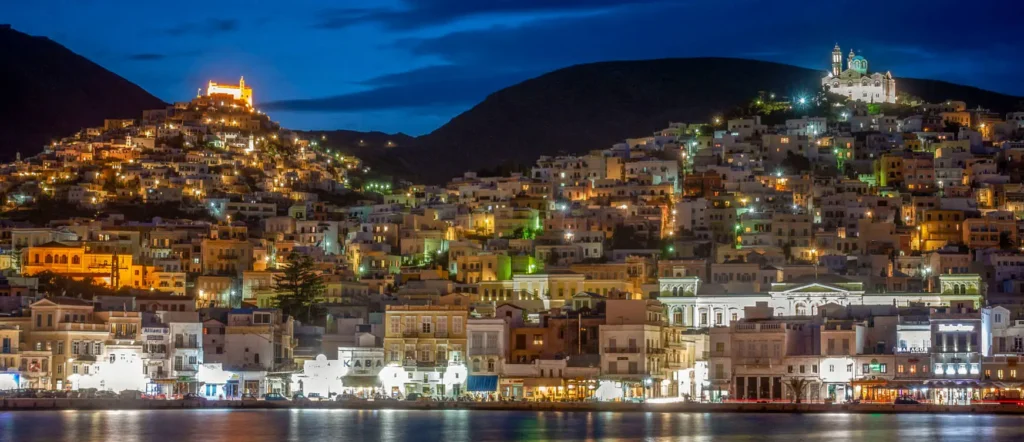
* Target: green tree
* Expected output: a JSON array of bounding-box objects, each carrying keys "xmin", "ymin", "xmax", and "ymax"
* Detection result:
[
  {"xmin": 1000, "ymin": 231, "xmax": 1016, "ymax": 251},
  {"xmin": 784, "ymin": 378, "xmax": 813, "ymax": 403},
  {"xmin": 273, "ymin": 253, "xmax": 325, "ymax": 324}
]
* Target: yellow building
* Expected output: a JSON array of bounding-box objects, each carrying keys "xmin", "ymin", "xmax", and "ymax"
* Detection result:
[
  {"xmin": 963, "ymin": 212, "xmax": 1017, "ymax": 249},
  {"xmin": 918, "ymin": 210, "xmax": 965, "ymax": 252},
  {"xmin": 22, "ymin": 242, "xmax": 152, "ymax": 289},
  {"xmin": 0, "ymin": 325, "xmax": 52, "ymax": 389},
  {"xmin": 383, "ymin": 305, "xmax": 468, "ymax": 398},
  {"xmin": 207, "ymin": 77, "xmax": 253, "ymax": 107}
]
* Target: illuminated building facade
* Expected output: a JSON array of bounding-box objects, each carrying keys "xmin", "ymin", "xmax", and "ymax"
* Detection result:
[{"xmin": 207, "ymin": 77, "xmax": 253, "ymax": 107}]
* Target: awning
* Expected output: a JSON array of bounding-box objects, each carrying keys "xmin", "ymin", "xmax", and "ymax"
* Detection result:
[
  {"xmin": 341, "ymin": 376, "xmax": 382, "ymax": 388},
  {"xmin": 522, "ymin": 378, "xmax": 563, "ymax": 388},
  {"xmin": 466, "ymin": 375, "xmax": 498, "ymax": 392}
]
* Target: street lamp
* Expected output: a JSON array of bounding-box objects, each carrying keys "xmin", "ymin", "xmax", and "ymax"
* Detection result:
[{"xmin": 810, "ymin": 249, "xmax": 819, "ymax": 279}]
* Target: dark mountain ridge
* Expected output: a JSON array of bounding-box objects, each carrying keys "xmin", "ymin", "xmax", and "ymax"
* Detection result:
[
  {"xmin": 384, "ymin": 57, "xmax": 1021, "ymax": 183},
  {"xmin": 0, "ymin": 25, "xmax": 166, "ymax": 159}
]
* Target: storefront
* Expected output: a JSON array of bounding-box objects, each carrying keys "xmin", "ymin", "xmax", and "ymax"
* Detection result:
[
  {"xmin": 500, "ymin": 378, "xmax": 524, "ymax": 399},
  {"xmin": 522, "ymin": 378, "xmax": 565, "ymax": 401},
  {"xmin": 341, "ymin": 375, "xmax": 383, "ymax": 397},
  {"xmin": 466, "ymin": 375, "xmax": 499, "ymax": 398},
  {"xmin": 563, "ymin": 379, "xmax": 597, "ymax": 401},
  {"xmin": 927, "ymin": 380, "xmax": 980, "ymax": 405}
]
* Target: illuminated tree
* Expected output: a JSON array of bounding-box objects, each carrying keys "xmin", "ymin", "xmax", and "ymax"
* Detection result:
[{"xmin": 273, "ymin": 252, "xmax": 325, "ymax": 324}]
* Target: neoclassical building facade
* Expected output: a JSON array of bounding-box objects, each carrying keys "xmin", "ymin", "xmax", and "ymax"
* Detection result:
[
  {"xmin": 822, "ymin": 44, "xmax": 896, "ymax": 104},
  {"xmin": 658, "ymin": 274, "xmax": 983, "ymax": 328}
]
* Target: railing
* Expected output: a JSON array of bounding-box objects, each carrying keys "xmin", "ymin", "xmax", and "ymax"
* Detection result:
[
  {"xmin": 604, "ymin": 347, "xmax": 640, "ymax": 354},
  {"xmin": 173, "ymin": 364, "xmax": 199, "ymax": 373},
  {"xmin": 402, "ymin": 331, "xmax": 420, "ymax": 338},
  {"xmin": 469, "ymin": 347, "xmax": 502, "ymax": 356},
  {"xmin": 647, "ymin": 348, "xmax": 667, "ymax": 354},
  {"xmin": 175, "ymin": 343, "xmax": 201, "ymax": 349},
  {"xmin": 434, "ymin": 331, "xmax": 449, "ymax": 338}
]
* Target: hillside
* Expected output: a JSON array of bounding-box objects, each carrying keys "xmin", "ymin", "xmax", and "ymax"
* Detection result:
[
  {"xmin": 0, "ymin": 25, "xmax": 166, "ymax": 159},
  {"xmin": 398, "ymin": 58, "xmax": 1022, "ymax": 183}
]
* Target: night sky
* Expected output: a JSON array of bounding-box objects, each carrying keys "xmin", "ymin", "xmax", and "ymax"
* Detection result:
[{"xmin": 6, "ymin": 0, "xmax": 1023, "ymax": 135}]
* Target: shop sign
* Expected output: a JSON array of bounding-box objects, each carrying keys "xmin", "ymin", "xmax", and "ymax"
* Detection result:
[{"xmin": 938, "ymin": 324, "xmax": 974, "ymax": 332}]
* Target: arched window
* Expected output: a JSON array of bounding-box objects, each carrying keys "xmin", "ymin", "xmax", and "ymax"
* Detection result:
[
  {"xmin": 72, "ymin": 255, "xmax": 80, "ymax": 265},
  {"xmin": 45, "ymin": 254, "xmax": 53, "ymax": 264},
  {"xmin": 672, "ymin": 287, "xmax": 679, "ymax": 297},
  {"xmin": 473, "ymin": 359, "xmax": 481, "ymax": 372},
  {"xmin": 795, "ymin": 303, "xmax": 807, "ymax": 316},
  {"xmin": 487, "ymin": 359, "xmax": 495, "ymax": 372},
  {"xmin": 60, "ymin": 255, "xmax": 68, "ymax": 264}
]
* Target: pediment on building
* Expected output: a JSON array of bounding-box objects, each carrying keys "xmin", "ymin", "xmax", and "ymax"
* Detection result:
[{"xmin": 774, "ymin": 283, "xmax": 860, "ymax": 295}]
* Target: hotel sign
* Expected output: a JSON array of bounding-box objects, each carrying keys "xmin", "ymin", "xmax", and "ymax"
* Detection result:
[{"xmin": 937, "ymin": 324, "xmax": 974, "ymax": 332}]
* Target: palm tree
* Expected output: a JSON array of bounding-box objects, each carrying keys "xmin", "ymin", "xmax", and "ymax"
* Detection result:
[{"xmin": 784, "ymin": 378, "xmax": 812, "ymax": 404}]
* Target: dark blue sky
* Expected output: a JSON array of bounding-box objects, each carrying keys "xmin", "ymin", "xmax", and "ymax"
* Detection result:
[{"xmin": 7, "ymin": 0, "xmax": 1023, "ymax": 135}]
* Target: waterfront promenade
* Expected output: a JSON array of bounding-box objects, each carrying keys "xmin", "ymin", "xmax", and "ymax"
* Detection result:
[{"xmin": 4, "ymin": 398, "xmax": 1024, "ymax": 415}]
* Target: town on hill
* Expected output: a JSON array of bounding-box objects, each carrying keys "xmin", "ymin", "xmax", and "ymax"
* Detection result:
[{"xmin": 3, "ymin": 47, "xmax": 1024, "ymax": 408}]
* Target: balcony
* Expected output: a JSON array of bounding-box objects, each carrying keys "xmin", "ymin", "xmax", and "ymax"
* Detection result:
[
  {"xmin": 469, "ymin": 347, "xmax": 502, "ymax": 356},
  {"xmin": 647, "ymin": 348, "xmax": 666, "ymax": 354},
  {"xmin": 604, "ymin": 347, "xmax": 640, "ymax": 354},
  {"xmin": 173, "ymin": 365, "xmax": 199, "ymax": 374},
  {"xmin": 174, "ymin": 343, "xmax": 201, "ymax": 349},
  {"xmin": 402, "ymin": 331, "xmax": 420, "ymax": 338},
  {"xmin": 434, "ymin": 331, "xmax": 449, "ymax": 338}
]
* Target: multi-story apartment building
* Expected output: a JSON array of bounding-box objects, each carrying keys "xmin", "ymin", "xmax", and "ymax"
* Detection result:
[{"xmin": 382, "ymin": 305, "xmax": 468, "ymax": 398}]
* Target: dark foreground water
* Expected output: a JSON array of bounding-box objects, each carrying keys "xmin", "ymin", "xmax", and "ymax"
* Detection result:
[{"xmin": 2, "ymin": 409, "xmax": 1023, "ymax": 441}]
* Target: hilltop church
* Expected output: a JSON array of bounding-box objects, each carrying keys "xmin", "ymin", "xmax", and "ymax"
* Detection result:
[{"xmin": 822, "ymin": 44, "xmax": 896, "ymax": 103}]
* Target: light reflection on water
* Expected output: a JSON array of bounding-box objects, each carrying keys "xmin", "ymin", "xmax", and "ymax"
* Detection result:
[{"xmin": 1, "ymin": 409, "xmax": 1024, "ymax": 442}]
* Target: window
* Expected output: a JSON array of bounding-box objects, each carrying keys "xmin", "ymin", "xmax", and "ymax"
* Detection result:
[
  {"xmin": 453, "ymin": 317, "xmax": 464, "ymax": 335},
  {"xmin": 898, "ymin": 364, "xmax": 905, "ymax": 374},
  {"xmin": 812, "ymin": 365, "xmax": 818, "ymax": 374},
  {"xmin": 829, "ymin": 365, "xmax": 835, "ymax": 373},
  {"xmin": 533, "ymin": 334, "xmax": 543, "ymax": 345},
  {"xmin": 1013, "ymin": 370, "xmax": 1018, "ymax": 379},
  {"xmin": 57, "ymin": 341, "xmax": 64, "ymax": 355},
  {"xmin": 879, "ymin": 364, "xmax": 887, "ymax": 373},
  {"xmin": 421, "ymin": 316, "xmax": 433, "ymax": 333},
  {"xmin": 72, "ymin": 341, "xmax": 79, "ymax": 355},
  {"xmin": 862, "ymin": 363, "xmax": 870, "ymax": 374},
  {"xmin": 109, "ymin": 354, "xmax": 116, "ymax": 364},
  {"xmin": 787, "ymin": 365, "xmax": 793, "ymax": 373},
  {"xmin": 998, "ymin": 370, "xmax": 1005, "ymax": 380},
  {"xmin": 799, "ymin": 365, "xmax": 805, "ymax": 374},
  {"xmin": 389, "ymin": 317, "xmax": 400, "ymax": 334}
]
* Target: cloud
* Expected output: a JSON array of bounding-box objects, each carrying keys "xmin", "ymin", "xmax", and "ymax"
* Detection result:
[
  {"xmin": 391, "ymin": 0, "xmax": 1024, "ymax": 95},
  {"xmin": 124, "ymin": 49, "xmax": 202, "ymax": 62},
  {"xmin": 164, "ymin": 18, "xmax": 239, "ymax": 36},
  {"xmin": 315, "ymin": 0, "xmax": 667, "ymax": 30},
  {"xmin": 262, "ymin": 65, "xmax": 537, "ymax": 112},
  {"xmin": 126, "ymin": 53, "xmax": 166, "ymax": 61}
]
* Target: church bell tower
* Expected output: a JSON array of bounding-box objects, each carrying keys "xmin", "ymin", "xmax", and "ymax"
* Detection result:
[{"xmin": 831, "ymin": 44, "xmax": 842, "ymax": 77}]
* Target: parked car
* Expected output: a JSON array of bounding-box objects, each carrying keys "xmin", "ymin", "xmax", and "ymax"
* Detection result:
[
  {"xmin": 263, "ymin": 393, "xmax": 289, "ymax": 401},
  {"xmin": 306, "ymin": 393, "xmax": 325, "ymax": 402},
  {"xmin": 183, "ymin": 393, "xmax": 207, "ymax": 402},
  {"xmin": 292, "ymin": 393, "xmax": 309, "ymax": 402},
  {"xmin": 894, "ymin": 397, "xmax": 920, "ymax": 405},
  {"xmin": 336, "ymin": 393, "xmax": 360, "ymax": 402}
]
